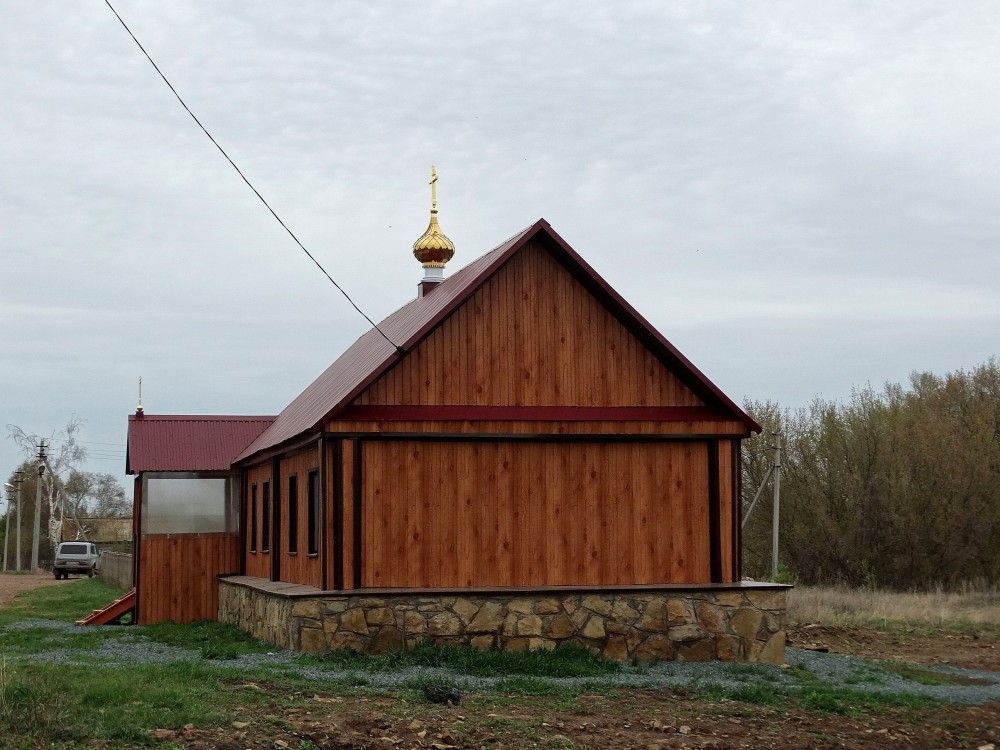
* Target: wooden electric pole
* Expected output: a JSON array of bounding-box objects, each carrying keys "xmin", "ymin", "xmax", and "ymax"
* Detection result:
[
  {"xmin": 13, "ymin": 470, "xmax": 24, "ymax": 572},
  {"xmin": 31, "ymin": 441, "xmax": 46, "ymax": 573}
]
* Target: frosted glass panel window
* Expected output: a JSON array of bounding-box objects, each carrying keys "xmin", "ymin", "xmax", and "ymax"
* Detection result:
[{"xmin": 142, "ymin": 473, "xmax": 237, "ymax": 534}]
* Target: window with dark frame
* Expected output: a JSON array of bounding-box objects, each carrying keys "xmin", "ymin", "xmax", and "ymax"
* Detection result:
[
  {"xmin": 262, "ymin": 481, "xmax": 271, "ymax": 552},
  {"xmin": 250, "ymin": 483, "xmax": 258, "ymax": 553},
  {"xmin": 307, "ymin": 470, "xmax": 319, "ymax": 555},
  {"xmin": 287, "ymin": 475, "xmax": 298, "ymax": 554}
]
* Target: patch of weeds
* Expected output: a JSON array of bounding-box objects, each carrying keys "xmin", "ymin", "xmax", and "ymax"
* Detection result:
[
  {"xmin": 727, "ymin": 664, "xmax": 781, "ymax": 682},
  {"xmin": 785, "ymin": 663, "xmax": 823, "ymax": 685},
  {"xmin": 802, "ymin": 690, "xmax": 855, "ymax": 715},
  {"xmin": 477, "ymin": 715, "xmax": 543, "ymax": 741},
  {"xmin": 0, "ymin": 658, "xmax": 71, "ymax": 739},
  {"xmin": 842, "ymin": 668, "xmax": 886, "ymax": 686},
  {"xmin": 346, "ymin": 672, "xmax": 369, "ymax": 687},
  {"xmin": 493, "ymin": 676, "xmax": 568, "ymax": 696},
  {"xmin": 725, "ymin": 663, "xmax": 780, "ymax": 683},
  {"xmin": 0, "ymin": 660, "xmax": 233, "ymax": 744},
  {"xmin": 309, "ymin": 642, "xmax": 619, "ymax": 678},
  {"xmin": 462, "ymin": 693, "xmax": 545, "ymax": 712},
  {"xmin": 881, "ymin": 661, "xmax": 986, "ymax": 686},
  {"xmin": 266, "ymin": 715, "xmax": 293, "ymax": 731},
  {"xmin": 399, "ymin": 675, "xmax": 464, "ymax": 694},
  {"xmin": 142, "ymin": 619, "xmax": 274, "ymax": 659},
  {"xmin": 542, "ymin": 739, "xmax": 578, "ymax": 750},
  {"xmin": 695, "ymin": 682, "xmax": 787, "ymax": 707},
  {"xmin": 800, "ymin": 687, "xmax": 941, "ymax": 716}
]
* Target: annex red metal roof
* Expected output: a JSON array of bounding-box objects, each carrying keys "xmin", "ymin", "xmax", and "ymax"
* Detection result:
[
  {"xmin": 127, "ymin": 414, "xmax": 275, "ymax": 473},
  {"xmin": 236, "ymin": 219, "xmax": 760, "ymax": 463}
]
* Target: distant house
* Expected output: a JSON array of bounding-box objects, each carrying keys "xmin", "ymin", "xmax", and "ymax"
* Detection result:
[
  {"xmin": 61, "ymin": 517, "xmax": 132, "ymax": 546},
  {"xmin": 124, "ymin": 182, "xmax": 788, "ymax": 662}
]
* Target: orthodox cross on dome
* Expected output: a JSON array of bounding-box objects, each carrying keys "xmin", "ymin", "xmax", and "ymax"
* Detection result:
[
  {"xmin": 412, "ymin": 165, "xmax": 455, "ymax": 273},
  {"xmin": 430, "ymin": 166, "xmax": 438, "ymax": 212}
]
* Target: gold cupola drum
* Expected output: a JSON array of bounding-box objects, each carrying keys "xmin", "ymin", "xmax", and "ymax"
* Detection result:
[{"xmin": 412, "ymin": 166, "xmax": 455, "ymax": 293}]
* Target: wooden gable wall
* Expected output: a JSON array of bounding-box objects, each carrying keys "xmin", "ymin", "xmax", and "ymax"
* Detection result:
[
  {"xmin": 243, "ymin": 238, "xmax": 746, "ymax": 592},
  {"xmin": 355, "ymin": 240, "xmax": 704, "ymax": 410}
]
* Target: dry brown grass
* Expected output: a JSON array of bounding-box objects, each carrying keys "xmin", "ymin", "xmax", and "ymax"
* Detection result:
[{"xmin": 788, "ymin": 584, "xmax": 1000, "ymax": 631}]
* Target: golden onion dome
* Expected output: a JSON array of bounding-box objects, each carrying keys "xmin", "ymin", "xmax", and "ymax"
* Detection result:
[{"xmin": 412, "ymin": 166, "xmax": 455, "ymax": 267}]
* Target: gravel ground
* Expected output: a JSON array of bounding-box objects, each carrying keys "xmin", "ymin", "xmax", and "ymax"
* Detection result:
[{"xmin": 6, "ymin": 619, "xmax": 1000, "ymax": 704}]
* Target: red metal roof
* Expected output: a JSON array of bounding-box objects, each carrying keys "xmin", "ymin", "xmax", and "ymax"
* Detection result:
[
  {"xmin": 126, "ymin": 414, "xmax": 275, "ymax": 473},
  {"xmin": 236, "ymin": 219, "xmax": 760, "ymax": 463}
]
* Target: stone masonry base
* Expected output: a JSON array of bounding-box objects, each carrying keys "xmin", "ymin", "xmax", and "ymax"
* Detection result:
[{"xmin": 218, "ymin": 577, "xmax": 788, "ymax": 664}]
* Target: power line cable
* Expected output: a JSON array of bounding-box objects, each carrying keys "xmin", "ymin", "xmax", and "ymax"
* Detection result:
[
  {"xmin": 47, "ymin": 438, "xmax": 126, "ymax": 448},
  {"xmin": 102, "ymin": 0, "xmax": 402, "ymax": 352}
]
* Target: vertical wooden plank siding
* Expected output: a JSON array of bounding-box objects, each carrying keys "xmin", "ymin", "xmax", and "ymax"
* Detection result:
[
  {"xmin": 244, "ymin": 464, "xmax": 272, "ymax": 579},
  {"xmin": 277, "ymin": 449, "xmax": 322, "ymax": 588},
  {"xmin": 717, "ymin": 439, "xmax": 734, "ymax": 583},
  {"xmin": 352, "ymin": 439, "xmax": 363, "ymax": 588},
  {"xmin": 351, "ymin": 242, "xmax": 704, "ymax": 410},
  {"xmin": 708, "ymin": 440, "xmax": 722, "ymax": 583},
  {"xmin": 270, "ymin": 457, "xmax": 281, "ymax": 582},
  {"xmin": 137, "ymin": 533, "xmax": 239, "ymax": 624},
  {"xmin": 340, "ymin": 440, "xmax": 355, "ymax": 589},
  {"xmin": 732, "ymin": 440, "xmax": 743, "ymax": 582},
  {"xmin": 132, "ymin": 476, "xmax": 142, "ymax": 610},
  {"xmin": 331, "ymin": 439, "xmax": 343, "ymax": 590},
  {"xmin": 318, "ymin": 437, "xmax": 328, "ymax": 591},
  {"xmin": 360, "ymin": 440, "xmax": 713, "ymax": 588}
]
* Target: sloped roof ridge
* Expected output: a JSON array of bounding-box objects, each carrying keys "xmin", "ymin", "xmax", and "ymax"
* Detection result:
[
  {"xmin": 235, "ymin": 218, "xmax": 758, "ymax": 463},
  {"xmin": 128, "ymin": 414, "xmax": 276, "ymax": 421},
  {"xmin": 235, "ymin": 222, "xmax": 543, "ymax": 462},
  {"xmin": 127, "ymin": 414, "xmax": 275, "ymax": 473}
]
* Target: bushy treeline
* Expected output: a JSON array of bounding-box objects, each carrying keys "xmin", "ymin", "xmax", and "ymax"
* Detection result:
[{"xmin": 742, "ymin": 359, "xmax": 1000, "ymax": 589}]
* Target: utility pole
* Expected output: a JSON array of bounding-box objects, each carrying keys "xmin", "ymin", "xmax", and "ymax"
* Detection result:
[
  {"xmin": 2, "ymin": 483, "xmax": 11, "ymax": 572},
  {"xmin": 13, "ymin": 470, "xmax": 24, "ymax": 572},
  {"xmin": 742, "ymin": 432, "xmax": 784, "ymax": 581},
  {"xmin": 31, "ymin": 441, "xmax": 46, "ymax": 573},
  {"xmin": 770, "ymin": 432, "xmax": 782, "ymax": 581}
]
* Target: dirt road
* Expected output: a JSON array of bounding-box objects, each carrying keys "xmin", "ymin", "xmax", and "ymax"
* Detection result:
[{"xmin": 0, "ymin": 571, "xmax": 71, "ymax": 607}]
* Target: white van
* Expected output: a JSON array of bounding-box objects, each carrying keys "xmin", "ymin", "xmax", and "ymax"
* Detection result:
[{"xmin": 53, "ymin": 541, "xmax": 100, "ymax": 579}]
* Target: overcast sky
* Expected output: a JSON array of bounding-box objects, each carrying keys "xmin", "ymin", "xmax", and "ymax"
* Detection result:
[{"xmin": 2, "ymin": 1, "xmax": 998, "ymax": 499}]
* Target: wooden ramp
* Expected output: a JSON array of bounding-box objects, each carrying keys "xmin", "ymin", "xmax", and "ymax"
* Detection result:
[{"xmin": 76, "ymin": 588, "xmax": 136, "ymax": 626}]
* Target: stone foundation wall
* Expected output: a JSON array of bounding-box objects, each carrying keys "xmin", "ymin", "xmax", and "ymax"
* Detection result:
[{"xmin": 219, "ymin": 579, "xmax": 788, "ymax": 663}]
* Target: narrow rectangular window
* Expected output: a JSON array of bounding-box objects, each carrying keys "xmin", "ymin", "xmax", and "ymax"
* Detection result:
[
  {"xmin": 249, "ymin": 483, "xmax": 258, "ymax": 553},
  {"xmin": 287, "ymin": 475, "xmax": 299, "ymax": 554},
  {"xmin": 261, "ymin": 481, "xmax": 271, "ymax": 552},
  {"xmin": 307, "ymin": 470, "xmax": 319, "ymax": 555}
]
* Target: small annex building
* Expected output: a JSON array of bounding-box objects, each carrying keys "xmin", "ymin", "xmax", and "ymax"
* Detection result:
[{"xmin": 124, "ymin": 179, "xmax": 788, "ymax": 662}]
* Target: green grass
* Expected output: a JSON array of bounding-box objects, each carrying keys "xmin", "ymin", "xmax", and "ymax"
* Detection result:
[
  {"xmin": 0, "ymin": 576, "xmax": 969, "ymax": 745},
  {"xmin": 307, "ymin": 641, "xmax": 619, "ymax": 678},
  {"xmin": 800, "ymin": 687, "xmax": 939, "ymax": 715},
  {"xmin": 141, "ymin": 619, "xmax": 276, "ymax": 659},
  {"xmin": 0, "ymin": 624, "xmax": 125, "ymax": 655},
  {"xmin": 687, "ymin": 662, "xmax": 946, "ymax": 717},
  {"xmin": 880, "ymin": 660, "xmax": 984, "ymax": 686},
  {"xmin": 0, "ymin": 577, "xmax": 122, "ymax": 625},
  {"xmin": 693, "ymin": 682, "xmax": 787, "ymax": 706},
  {"xmin": 0, "ymin": 659, "xmax": 273, "ymax": 744}
]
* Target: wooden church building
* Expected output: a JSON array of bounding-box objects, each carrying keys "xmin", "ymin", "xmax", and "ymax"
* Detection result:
[{"xmin": 124, "ymin": 172, "xmax": 788, "ymax": 662}]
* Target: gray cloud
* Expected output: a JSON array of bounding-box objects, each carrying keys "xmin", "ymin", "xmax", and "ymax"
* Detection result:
[{"xmin": 2, "ymin": 1, "xmax": 998, "ymax": 490}]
